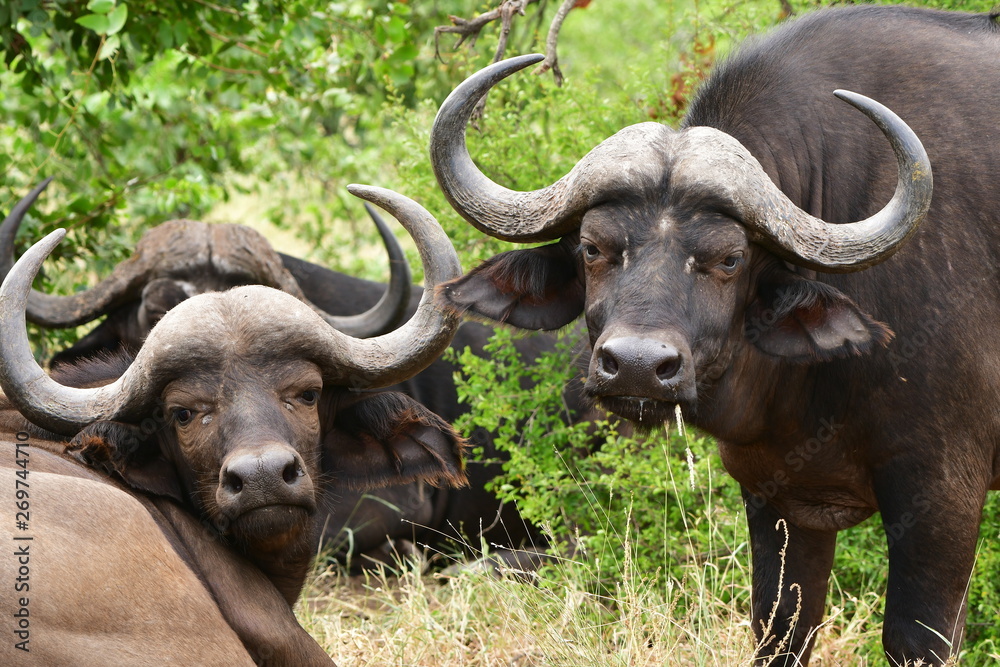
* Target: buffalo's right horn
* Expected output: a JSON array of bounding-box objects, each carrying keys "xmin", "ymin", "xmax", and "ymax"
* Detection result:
[
  {"xmin": 431, "ymin": 54, "xmax": 676, "ymax": 243},
  {"xmin": 312, "ymin": 202, "xmax": 412, "ymax": 337},
  {"xmin": 0, "ymin": 230, "xmax": 130, "ymax": 434},
  {"xmin": 0, "ymin": 181, "xmax": 154, "ymax": 328}
]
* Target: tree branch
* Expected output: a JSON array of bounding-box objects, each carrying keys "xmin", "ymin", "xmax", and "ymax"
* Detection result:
[
  {"xmin": 533, "ymin": 0, "xmax": 578, "ymax": 86},
  {"xmin": 434, "ymin": 0, "xmax": 538, "ymax": 62}
]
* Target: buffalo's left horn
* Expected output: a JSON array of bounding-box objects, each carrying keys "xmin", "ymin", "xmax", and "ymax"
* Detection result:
[
  {"xmin": 327, "ymin": 185, "xmax": 461, "ymax": 387},
  {"xmin": 730, "ymin": 90, "xmax": 931, "ymax": 272}
]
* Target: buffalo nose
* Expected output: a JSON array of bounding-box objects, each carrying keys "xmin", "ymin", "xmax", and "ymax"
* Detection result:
[
  {"xmin": 595, "ymin": 336, "xmax": 684, "ymax": 391},
  {"xmin": 220, "ymin": 448, "xmax": 303, "ymax": 497}
]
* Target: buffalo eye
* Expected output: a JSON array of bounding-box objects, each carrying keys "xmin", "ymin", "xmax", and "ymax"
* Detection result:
[
  {"xmin": 174, "ymin": 408, "xmax": 195, "ymax": 426},
  {"xmin": 300, "ymin": 389, "xmax": 320, "ymax": 406},
  {"xmin": 718, "ymin": 253, "xmax": 744, "ymax": 275},
  {"xmin": 582, "ymin": 243, "xmax": 601, "ymax": 262}
]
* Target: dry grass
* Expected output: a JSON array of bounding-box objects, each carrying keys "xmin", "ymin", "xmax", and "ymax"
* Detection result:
[
  {"xmin": 290, "ymin": 498, "xmax": 993, "ymax": 667},
  {"xmin": 298, "ymin": 559, "xmax": 754, "ymax": 666},
  {"xmin": 290, "ymin": 519, "xmax": 910, "ymax": 667}
]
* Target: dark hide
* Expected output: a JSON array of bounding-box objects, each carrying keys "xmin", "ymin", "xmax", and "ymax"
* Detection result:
[
  {"xmin": 438, "ymin": 6, "xmax": 1000, "ymax": 665},
  {"xmin": 319, "ymin": 319, "xmax": 592, "ymax": 571}
]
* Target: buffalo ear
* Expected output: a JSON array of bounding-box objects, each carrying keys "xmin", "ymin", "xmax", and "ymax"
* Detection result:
[
  {"xmin": 323, "ymin": 391, "xmax": 468, "ymax": 490},
  {"xmin": 68, "ymin": 421, "xmax": 185, "ymax": 504},
  {"xmin": 437, "ymin": 236, "xmax": 585, "ymax": 330},
  {"xmin": 746, "ymin": 271, "xmax": 893, "ymax": 362}
]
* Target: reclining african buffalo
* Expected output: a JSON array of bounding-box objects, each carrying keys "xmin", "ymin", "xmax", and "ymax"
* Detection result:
[
  {"xmin": 0, "ymin": 186, "xmax": 465, "ymax": 666},
  {"xmin": 430, "ymin": 6, "xmax": 1000, "ymax": 665},
  {"xmin": 3, "ymin": 182, "xmax": 578, "ymax": 571},
  {"xmin": 0, "ymin": 179, "xmax": 413, "ymax": 368}
]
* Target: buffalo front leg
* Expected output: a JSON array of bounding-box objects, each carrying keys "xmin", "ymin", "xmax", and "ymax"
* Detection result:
[
  {"xmin": 743, "ymin": 487, "xmax": 837, "ymax": 666},
  {"xmin": 874, "ymin": 472, "xmax": 985, "ymax": 666}
]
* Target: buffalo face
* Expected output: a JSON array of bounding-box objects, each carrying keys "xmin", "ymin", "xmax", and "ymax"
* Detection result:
[
  {"xmin": 162, "ymin": 358, "xmax": 324, "ymax": 552},
  {"xmin": 578, "ymin": 199, "xmax": 753, "ymax": 423},
  {"xmin": 443, "ymin": 193, "xmax": 893, "ymax": 428}
]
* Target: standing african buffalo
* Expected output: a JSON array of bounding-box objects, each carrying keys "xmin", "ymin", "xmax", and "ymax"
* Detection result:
[
  {"xmin": 0, "ymin": 186, "xmax": 466, "ymax": 666},
  {"xmin": 0, "ymin": 179, "xmax": 413, "ymax": 368},
  {"xmin": 430, "ymin": 6, "xmax": 1000, "ymax": 665}
]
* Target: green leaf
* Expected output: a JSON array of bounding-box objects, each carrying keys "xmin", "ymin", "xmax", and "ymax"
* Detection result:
[
  {"xmin": 105, "ymin": 4, "xmax": 127, "ymax": 36},
  {"xmin": 156, "ymin": 21, "xmax": 173, "ymax": 49},
  {"xmin": 98, "ymin": 34, "xmax": 120, "ymax": 60},
  {"xmin": 86, "ymin": 0, "xmax": 115, "ymax": 14},
  {"xmin": 75, "ymin": 13, "xmax": 110, "ymax": 34},
  {"xmin": 174, "ymin": 22, "xmax": 189, "ymax": 46}
]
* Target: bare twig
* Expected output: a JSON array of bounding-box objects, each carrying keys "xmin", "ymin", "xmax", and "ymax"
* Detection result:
[
  {"xmin": 492, "ymin": 0, "xmax": 535, "ymax": 63},
  {"xmin": 534, "ymin": 0, "xmax": 578, "ymax": 86},
  {"xmin": 434, "ymin": 1, "xmax": 539, "ymax": 62},
  {"xmin": 435, "ymin": 0, "xmax": 591, "ymax": 119},
  {"xmin": 189, "ymin": 0, "xmax": 241, "ymax": 16}
]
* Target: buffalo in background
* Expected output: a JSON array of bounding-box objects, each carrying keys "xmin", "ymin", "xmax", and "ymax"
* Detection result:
[
  {"xmin": 430, "ymin": 6, "xmax": 1000, "ymax": 665},
  {"xmin": 0, "ymin": 187, "xmax": 465, "ymax": 666},
  {"xmin": 1, "ymin": 178, "xmax": 413, "ymax": 368}
]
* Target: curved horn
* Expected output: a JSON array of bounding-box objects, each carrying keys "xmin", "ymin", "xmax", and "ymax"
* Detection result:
[
  {"xmin": 1, "ymin": 180, "xmax": 159, "ymax": 328},
  {"xmin": 431, "ymin": 54, "xmax": 677, "ymax": 242},
  {"xmin": 0, "ymin": 230, "xmax": 144, "ymax": 434},
  {"xmin": 326, "ymin": 185, "xmax": 461, "ymax": 387},
  {"xmin": 0, "ymin": 178, "xmax": 53, "ymax": 279},
  {"xmin": 738, "ymin": 90, "xmax": 932, "ymax": 272},
  {"xmin": 433, "ymin": 59, "xmax": 932, "ymax": 269},
  {"xmin": 3, "ymin": 184, "xmax": 410, "ymax": 335},
  {"xmin": 316, "ymin": 202, "xmax": 412, "ymax": 336}
]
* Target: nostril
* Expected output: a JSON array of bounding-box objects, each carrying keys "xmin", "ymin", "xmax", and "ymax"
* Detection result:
[
  {"xmin": 600, "ymin": 349, "xmax": 620, "ymax": 376},
  {"xmin": 223, "ymin": 471, "xmax": 244, "ymax": 494},
  {"xmin": 282, "ymin": 461, "xmax": 301, "ymax": 485},
  {"xmin": 655, "ymin": 355, "xmax": 682, "ymax": 381}
]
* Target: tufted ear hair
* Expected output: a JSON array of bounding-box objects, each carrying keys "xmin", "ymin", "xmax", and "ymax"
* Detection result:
[
  {"xmin": 322, "ymin": 391, "xmax": 468, "ymax": 491},
  {"xmin": 746, "ymin": 268, "xmax": 893, "ymax": 362},
  {"xmin": 437, "ymin": 235, "xmax": 585, "ymax": 331},
  {"xmin": 67, "ymin": 421, "xmax": 185, "ymax": 504}
]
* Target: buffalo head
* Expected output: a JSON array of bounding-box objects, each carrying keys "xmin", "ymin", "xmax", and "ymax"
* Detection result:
[
  {"xmin": 431, "ymin": 55, "xmax": 931, "ymax": 428},
  {"xmin": 1, "ymin": 180, "xmax": 413, "ymax": 367},
  {"xmin": 0, "ymin": 186, "xmax": 466, "ymax": 595}
]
